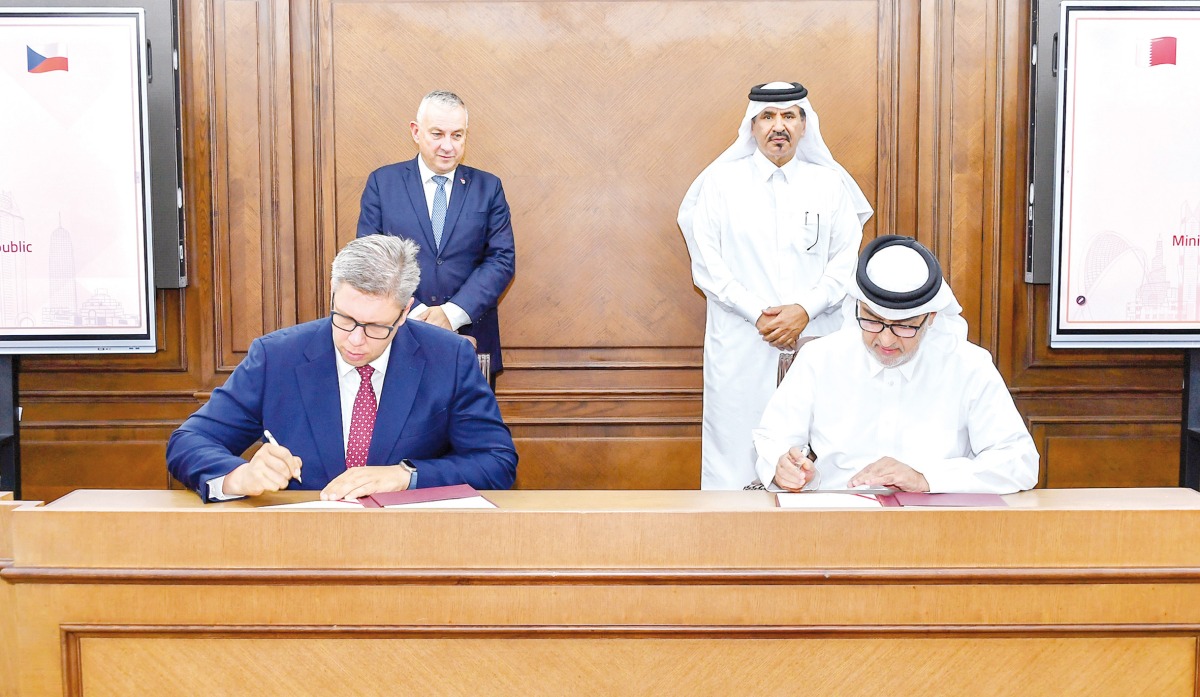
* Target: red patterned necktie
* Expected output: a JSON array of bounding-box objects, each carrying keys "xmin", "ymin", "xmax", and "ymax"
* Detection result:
[{"xmin": 345, "ymin": 365, "xmax": 377, "ymax": 468}]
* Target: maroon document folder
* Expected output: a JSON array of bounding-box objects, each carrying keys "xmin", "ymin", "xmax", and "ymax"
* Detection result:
[
  {"xmin": 876, "ymin": 492, "xmax": 1007, "ymax": 508},
  {"xmin": 358, "ymin": 484, "xmax": 489, "ymax": 508}
]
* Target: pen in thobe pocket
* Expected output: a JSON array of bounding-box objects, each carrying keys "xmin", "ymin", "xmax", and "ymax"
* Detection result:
[{"xmin": 263, "ymin": 429, "xmax": 301, "ymax": 483}]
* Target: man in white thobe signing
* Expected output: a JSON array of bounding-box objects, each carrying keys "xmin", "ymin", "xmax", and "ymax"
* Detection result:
[
  {"xmin": 752, "ymin": 235, "xmax": 1039, "ymax": 494},
  {"xmin": 679, "ymin": 81, "xmax": 873, "ymax": 489}
]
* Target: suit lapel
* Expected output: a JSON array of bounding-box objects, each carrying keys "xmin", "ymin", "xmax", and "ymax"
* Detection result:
[
  {"xmin": 439, "ymin": 166, "xmax": 471, "ymax": 250},
  {"xmin": 368, "ymin": 323, "xmax": 425, "ymax": 465},
  {"xmin": 402, "ymin": 158, "xmax": 438, "ymax": 252},
  {"xmin": 297, "ymin": 323, "xmax": 349, "ymax": 483}
]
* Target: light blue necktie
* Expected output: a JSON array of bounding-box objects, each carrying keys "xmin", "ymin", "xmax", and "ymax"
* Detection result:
[{"xmin": 431, "ymin": 175, "xmax": 449, "ymax": 250}]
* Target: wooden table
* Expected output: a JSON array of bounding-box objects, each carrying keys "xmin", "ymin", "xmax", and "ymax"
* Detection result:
[{"xmin": 4, "ymin": 488, "xmax": 1200, "ymax": 695}]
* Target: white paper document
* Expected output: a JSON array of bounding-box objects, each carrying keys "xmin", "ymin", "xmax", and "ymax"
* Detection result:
[
  {"xmin": 777, "ymin": 493, "xmax": 882, "ymax": 508},
  {"xmin": 260, "ymin": 500, "xmax": 363, "ymax": 510}
]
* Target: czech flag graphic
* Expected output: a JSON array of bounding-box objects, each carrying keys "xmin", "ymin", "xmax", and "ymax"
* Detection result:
[{"xmin": 27, "ymin": 43, "xmax": 68, "ymax": 73}]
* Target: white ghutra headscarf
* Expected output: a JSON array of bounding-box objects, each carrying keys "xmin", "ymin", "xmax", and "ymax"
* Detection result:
[
  {"xmin": 678, "ymin": 81, "xmax": 874, "ymax": 235},
  {"xmin": 848, "ymin": 234, "xmax": 969, "ymax": 347}
]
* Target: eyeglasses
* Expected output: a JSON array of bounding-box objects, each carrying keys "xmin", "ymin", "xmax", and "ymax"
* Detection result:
[
  {"xmin": 330, "ymin": 294, "xmax": 403, "ymax": 340},
  {"xmin": 855, "ymin": 312, "xmax": 929, "ymax": 339}
]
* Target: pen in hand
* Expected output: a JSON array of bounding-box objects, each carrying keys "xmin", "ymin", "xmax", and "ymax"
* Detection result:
[{"xmin": 263, "ymin": 429, "xmax": 301, "ymax": 483}]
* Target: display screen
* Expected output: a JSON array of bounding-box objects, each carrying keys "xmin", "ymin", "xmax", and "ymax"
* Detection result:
[
  {"xmin": 1053, "ymin": 2, "xmax": 1200, "ymax": 347},
  {"xmin": 0, "ymin": 9, "xmax": 154, "ymax": 353}
]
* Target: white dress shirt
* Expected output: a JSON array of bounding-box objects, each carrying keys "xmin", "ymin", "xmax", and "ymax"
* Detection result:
[
  {"xmin": 334, "ymin": 340, "xmax": 392, "ymax": 448},
  {"xmin": 752, "ymin": 324, "xmax": 1040, "ymax": 494},
  {"xmin": 412, "ymin": 156, "xmax": 470, "ymax": 331}
]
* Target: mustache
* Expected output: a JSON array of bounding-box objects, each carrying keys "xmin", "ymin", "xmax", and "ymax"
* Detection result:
[{"xmin": 769, "ymin": 130, "xmax": 790, "ymax": 141}]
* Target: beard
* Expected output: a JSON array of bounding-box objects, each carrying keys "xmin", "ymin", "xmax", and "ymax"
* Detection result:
[{"xmin": 866, "ymin": 341, "xmax": 921, "ymax": 368}]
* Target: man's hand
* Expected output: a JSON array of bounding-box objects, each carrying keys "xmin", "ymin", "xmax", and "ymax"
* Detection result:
[
  {"xmin": 849, "ymin": 457, "xmax": 930, "ymax": 492},
  {"xmin": 756, "ymin": 304, "xmax": 810, "ymax": 349},
  {"xmin": 772, "ymin": 446, "xmax": 817, "ymax": 492},
  {"xmin": 320, "ymin": 465, "xmax": 412, "ymax": 501},
  {"xmin": 222, "ymin": 443, "xmax": 302, "ymax": 497},
  {"xmin": 419, "ymin": 306, "xmax": 453, "ymax": 330}
]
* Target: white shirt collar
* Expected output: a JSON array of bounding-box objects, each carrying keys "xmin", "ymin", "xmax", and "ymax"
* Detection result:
[
  {"xmin": 333, "ymin": 335, "xmax": 394, "ymax": 381},
  {"xmin": 416, "ymin": 155, "xmax": 457, "ymax": 186}
]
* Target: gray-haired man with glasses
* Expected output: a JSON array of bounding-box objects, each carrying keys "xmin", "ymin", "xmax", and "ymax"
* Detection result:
[
  {"xmin": 168, "ymin": 235, "xmax": 517, "ymax": 502},
  {"xmin": 752, "ymin": 235, "xmax": 1038, "ymax": 494}
]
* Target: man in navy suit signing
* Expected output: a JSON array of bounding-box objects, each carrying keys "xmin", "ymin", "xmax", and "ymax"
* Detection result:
[
  {"xmin": 357, "ymin": 90, "xmax": 516, "ymax": 381},
  {"xmin": 167, "ymin": 235, "xmax": 518, "ymax": 502}
]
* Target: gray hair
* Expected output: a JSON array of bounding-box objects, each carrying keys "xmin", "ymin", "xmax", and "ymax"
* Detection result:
[
  {"xmin": 416, "ymin": 90, "xmax": 468, "ymax": 126},
  {"xmin": 330, "ymin": 235, "xmax": 421, "ymax": 306}
]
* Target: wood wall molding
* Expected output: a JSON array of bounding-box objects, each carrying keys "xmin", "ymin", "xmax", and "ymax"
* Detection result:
[{"xmin": 211, "ymin": 0, "xmax": 297, "ymax": 369}]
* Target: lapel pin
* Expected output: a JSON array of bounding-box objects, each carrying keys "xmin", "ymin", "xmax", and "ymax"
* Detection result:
[{"xmin": 459, "ymin": 178, "xmax": 466, "ymax": 185}]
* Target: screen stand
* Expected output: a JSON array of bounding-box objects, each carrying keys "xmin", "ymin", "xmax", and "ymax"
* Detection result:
[
  {"xmin": 0, "ymin": 356, "xmax": 19, "ymax": 498},
  {"xmin": 1182, "ymin": 349, "xmax": 1200, "ymax": 491}
]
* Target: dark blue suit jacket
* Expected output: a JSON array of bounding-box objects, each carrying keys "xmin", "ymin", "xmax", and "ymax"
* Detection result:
[
  {"xmin": 357, "ymin": 157, "xmax": 516, "ymax": 373},
  {"xmin": 167, "ymin": 318, "xmax": 517, "ymax": 502}
]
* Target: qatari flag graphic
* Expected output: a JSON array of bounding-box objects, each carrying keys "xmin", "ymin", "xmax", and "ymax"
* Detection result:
[{"xmin": 1149, "ymin": 36, "xmax": 1177, "ymax": 66}]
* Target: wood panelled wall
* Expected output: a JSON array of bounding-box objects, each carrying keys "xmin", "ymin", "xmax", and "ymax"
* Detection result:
[{"xmin": 13, "ymin": 0, "xmax": 1183, "ymax": 501}]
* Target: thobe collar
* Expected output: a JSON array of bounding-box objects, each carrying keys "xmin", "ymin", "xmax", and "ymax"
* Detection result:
[
  {"xmin": 750, "ymin": 148, "xmax": 803, "ymax": 184},
  {"xmin": 861, "ymin": 340, "xmax": 922, "ymax": 382},
  {"xmin": 416, "ymin": 155, "xmax": 458, "ymax": 188}
]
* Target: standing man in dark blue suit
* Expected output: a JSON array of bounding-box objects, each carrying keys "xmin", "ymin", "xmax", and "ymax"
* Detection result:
[
  {"xmin": 167, "ymin": 235, "xmax": 517, "ymax": 502},
  {"xmin": 357, "ymin": 90, "xmax": 515, "ymax": 382}
]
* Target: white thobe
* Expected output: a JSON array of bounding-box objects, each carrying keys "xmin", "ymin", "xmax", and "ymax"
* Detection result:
[
  {"xmin": 683, "ymin": 150, "xmax": 863, "ymax": 489},
  {"xmin": 752, "ymin": 325, "xmax": 1040, "ymax": 494}
]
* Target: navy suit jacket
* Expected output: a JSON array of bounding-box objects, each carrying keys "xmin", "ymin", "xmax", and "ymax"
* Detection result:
[
  {"xmin": 167, "ymin": 318, "xmax": 517, "ymax": 502},
  {"xmin": 357, "ymin": 157, "xmax": 516, "ymax": 372}
]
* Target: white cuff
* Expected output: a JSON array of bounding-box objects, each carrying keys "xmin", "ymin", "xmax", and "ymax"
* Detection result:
[
  {"xmin": 441, "ymin": 302, "xmax": 471, "ymax": 331},
  {"xmin": 207, "ymin": 476, "xmax": 245, "ymax": 502}
]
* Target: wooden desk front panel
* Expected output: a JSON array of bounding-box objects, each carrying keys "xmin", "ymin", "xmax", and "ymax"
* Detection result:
[
  {"xmin": 1, "ymin": 499, "xmax": 34, "ymax": 697},
  {"xmin": 9, "ymin": 490, "xmax": 1200, "ymax": 695},
  {"xmin": 68, "ymin": 631, "xmax": 1195, "ymax": 697}
]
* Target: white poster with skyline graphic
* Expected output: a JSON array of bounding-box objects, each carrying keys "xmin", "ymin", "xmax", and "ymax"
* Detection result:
[
  {"xmin": 0, "ymin": 10, "xmax": 154, "ymax": 353},
  {"xmin": 1053, "ymin": 3, "xmax": 1200, "ymax": 348}
]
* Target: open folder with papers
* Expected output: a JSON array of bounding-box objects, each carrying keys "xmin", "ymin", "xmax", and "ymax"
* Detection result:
[
  {"xmin": 876, "ymin": 492, "xmax": 1006, "ymax": 507},
  {"xmin": 776, "ymin": 491, "xmax": 1008, "ymax": 508},
  {"xmin": 261, "ymin": 484, "xmax": 496, "ymax": 509}
]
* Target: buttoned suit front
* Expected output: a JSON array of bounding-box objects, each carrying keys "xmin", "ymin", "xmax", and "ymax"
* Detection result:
[{"xmin": 357, "ymin": 157, "xmax": 516, "ymax": 373}]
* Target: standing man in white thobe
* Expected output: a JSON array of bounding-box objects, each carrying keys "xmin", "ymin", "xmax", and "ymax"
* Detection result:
[{"xmin": 679, "ymin": 81, "xmax": 873, "ymax": 490}]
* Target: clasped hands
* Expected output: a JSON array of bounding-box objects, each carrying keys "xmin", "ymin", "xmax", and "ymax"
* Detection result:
[
  {"xmin": 773, "ymin": 450, "xmax": 930, "ymax": 493},
  {"xmin": 414, "ymin": 305, "xmax": 477, "ymax": 348},
  {"xmin": 418, "ymin": 305, "xmax": 453, "ymax": 330},
  {"xmin": 756, "ymin": 304, "xmax": 810, "ymax": 350},
  {"xmin": 222, "ymin": 442, "xmax": 413, "ymax": 500}
]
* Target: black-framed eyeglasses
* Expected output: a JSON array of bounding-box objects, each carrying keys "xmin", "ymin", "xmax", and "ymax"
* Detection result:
[
  {"xmin": 855, "ymin": 312, "xmax": 929, "ymax": 339},
  {"xmin": 330, "ymin": 294, "xmax": 403, "ymax": 340}
]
